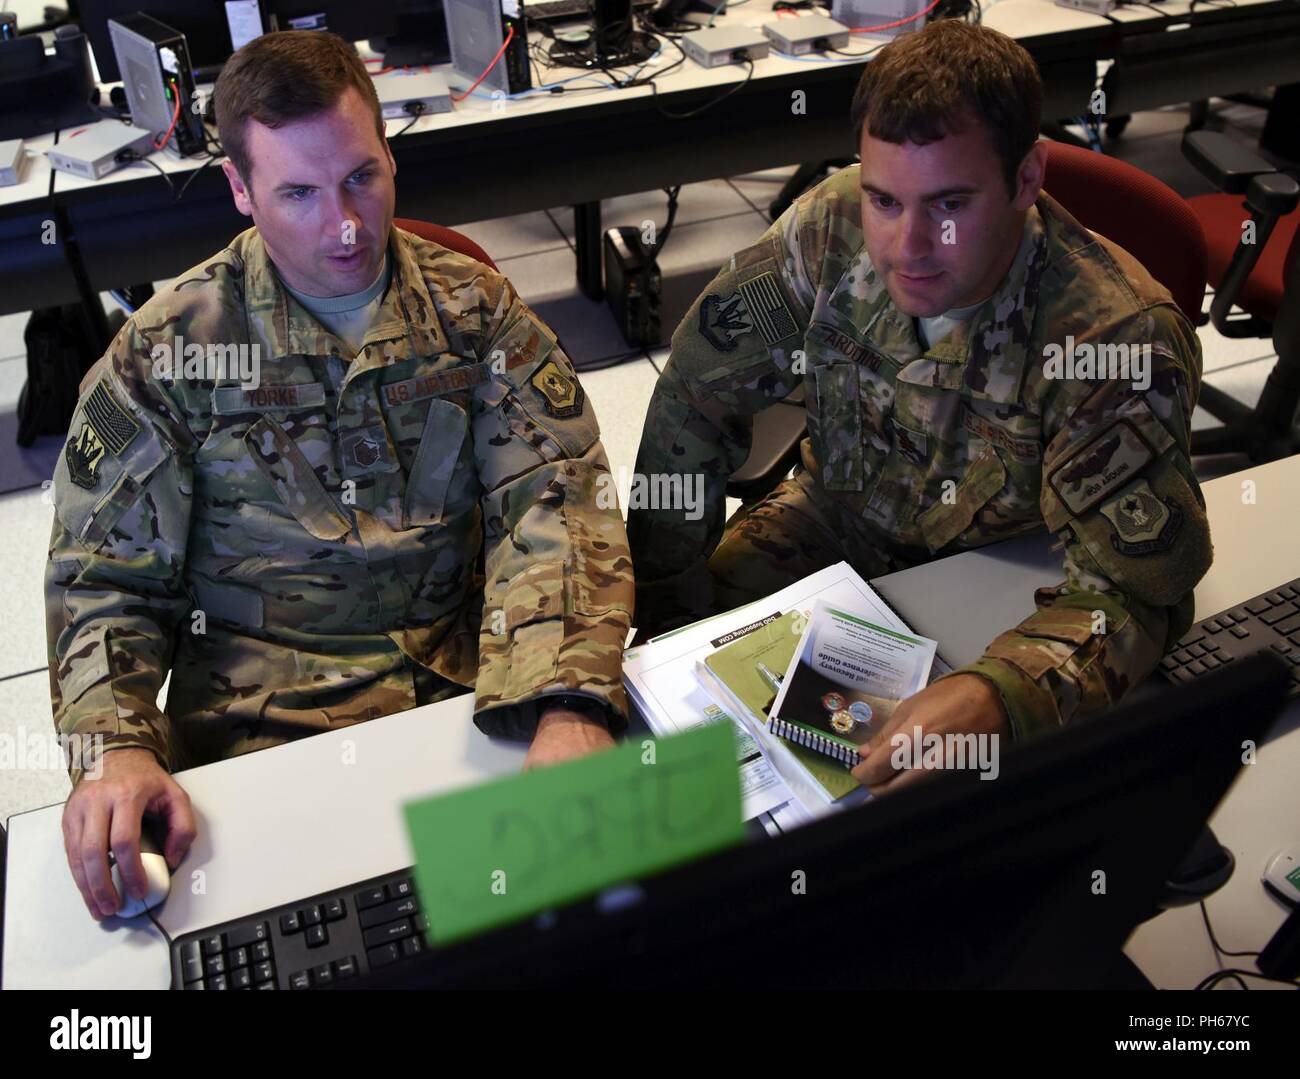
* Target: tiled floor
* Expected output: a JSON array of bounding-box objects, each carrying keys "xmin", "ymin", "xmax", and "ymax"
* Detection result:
[{"xmin": 1, "ymin": 98, "xmax": 1292, "ymax": 820}]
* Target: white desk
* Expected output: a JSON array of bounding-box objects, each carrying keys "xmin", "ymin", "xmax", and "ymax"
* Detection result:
[
  {"xmin": 2, "ymin": 697, "xmax": 526, "ymax": 989},
  {"xmin": 5, "ymin": 457, "xmax": 1297, "ymax": 989}
]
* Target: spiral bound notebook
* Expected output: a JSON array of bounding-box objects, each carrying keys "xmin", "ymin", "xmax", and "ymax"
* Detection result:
[{"xmin": 767, "ymin": 600, "xmax": 939, "ymax": 770}]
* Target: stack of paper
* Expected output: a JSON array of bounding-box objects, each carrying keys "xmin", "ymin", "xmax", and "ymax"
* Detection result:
[{"xmin": 623, "ymin": 563, "xmax": 950, "ymax": 831}]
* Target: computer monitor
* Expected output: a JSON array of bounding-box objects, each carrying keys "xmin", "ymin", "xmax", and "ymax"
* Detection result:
[
  {"xmin": 357, "ymin": 651, "xmax": 1291, "ymax": 989},
  {"xmin": 78, "ymin": 0, "xmax": 244, "ymax": 82},
  {"xmin": 371, "ymin": 1, "xmax": 451, "ymax": 68},
  {"xmin": 265, "ymin": 0, "xmax": 398, "ymax": 43}
]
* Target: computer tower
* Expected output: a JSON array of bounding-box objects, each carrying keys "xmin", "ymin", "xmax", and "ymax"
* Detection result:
[
  {"xmin": 107, "ymin": 13, "xmax": 206, "ymax": 157},
  {"xmin": 441, "ymin": 0, "xmax": 531, "ymax": 96}
]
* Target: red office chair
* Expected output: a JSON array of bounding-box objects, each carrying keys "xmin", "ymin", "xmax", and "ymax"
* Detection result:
[
  {"xmin": 727, "ymin": 144, "xmax": 1215, "ymax": 502},
  {"xmin": 1041, "ymin": 140, "xmax": 1208, "ymax": 325},
  {"xmin": 1179, "ymin": 131, "xmax": 1300, "ymax": 461},
  {"xmin": 393, "ymin": 218, "xmax": 498, "ymax": 271}
]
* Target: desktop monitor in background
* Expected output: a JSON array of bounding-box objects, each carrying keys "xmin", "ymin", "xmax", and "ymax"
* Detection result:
[
  {"xmin": 372, "ymin": 0, "xmax": 452, "ymax": 67},
  {"xmin": 79, "ymin": 0, "xmax": 246, "ymax": 82},
  {"xmin": 265, "ymin": 0, "xmax": 399, "ymax": 42},
  {"xmin": 360, "ymin": 652, "xmax": 1292, "ymax": 990}
]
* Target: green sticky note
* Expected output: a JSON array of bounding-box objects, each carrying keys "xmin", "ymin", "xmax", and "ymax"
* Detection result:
[{"xmin": 403, "ymin": 721, "xmax": 744, "ymax": 946}]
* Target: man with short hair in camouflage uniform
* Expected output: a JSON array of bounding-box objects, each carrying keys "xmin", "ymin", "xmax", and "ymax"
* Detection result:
[
  {"xmin": 46, "ymin": 31, "xmax": 633, "ymax": 920},
  {"xmin": 628, "ymin": 21, "xmax": 1211, "ymax": 793}
]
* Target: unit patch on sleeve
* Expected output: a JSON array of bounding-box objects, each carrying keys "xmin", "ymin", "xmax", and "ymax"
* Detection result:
[{"xmin": 529, "ymin": 359, "xmax": 584, "ymax": 418}]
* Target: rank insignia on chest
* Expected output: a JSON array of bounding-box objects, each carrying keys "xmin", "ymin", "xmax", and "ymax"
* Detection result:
[
  {"xmin": 1100, "ymin": 479, "xmax": 1181, "ymax": 554},
  {"xmin": 530, "ymin": 359, "xmax": 584, "ymax": 417},
  {"xmin": 65, "ymin": 422, "xmax": 107, "ymax": 490},
  {"xmin": 353, "ymin": 435, "xmax": 382, "ymax": 468}
]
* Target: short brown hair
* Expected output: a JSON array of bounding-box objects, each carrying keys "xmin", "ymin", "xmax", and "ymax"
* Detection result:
[
  {"xmin": 214, "ymin": 31, "xmax": 385, "ymax": 191},
  {"xmin": 850, "ymin": 21, "xmax": 1042, "ymax": 198}
]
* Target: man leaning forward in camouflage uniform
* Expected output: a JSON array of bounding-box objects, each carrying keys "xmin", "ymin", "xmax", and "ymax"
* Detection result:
[
  {"xmin": 46, "ymin": 32, "xmax": 633, "ymax": 919},
  {"xmin": 629, "ymin": 21, "xmax": 1211, "ymax": 793}
]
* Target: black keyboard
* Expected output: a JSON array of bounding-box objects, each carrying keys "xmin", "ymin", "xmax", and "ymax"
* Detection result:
[
  {"xmin": 526, "ymin": 0, "xmax": 656, "ymax": 22},
  {"xmin": 1160, "ymin": 577, "xmax": 1300, "ymax": 698},
  {"xmin": 170, "ymin": 866, "xmax": 426, "ymax": 990}
]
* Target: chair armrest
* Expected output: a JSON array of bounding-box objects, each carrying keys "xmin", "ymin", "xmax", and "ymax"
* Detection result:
[
  {"xmin": 1245, "ymin": 171, "xmax": 1300, "ymax": 218},
  {"xmin": 1182, "ymin": 130, "xmax": 1281, "ymax": 194}
]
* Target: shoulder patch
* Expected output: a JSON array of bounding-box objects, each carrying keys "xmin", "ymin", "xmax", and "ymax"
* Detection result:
[
  {"xmin": 1099, "ymin": 478, "xmax": 1181, "ymax": 554},
  {"xmin": 529, "ymin": 359, "xmax": 584, "ymax": 418},
  {"xmin": 1048, "ymin": 418, "xmax": 1154, "ymax": 517},
  {"xmin": 84, "ymin": 380, "xmax": 141, "ymax": 456},
  {"xmin": 737, "ymin": 271, "xmax": 798, "ymax": 345},
  {"xmin": 698, "ymin": 292, "xmax": 754, "ymax": 352}
]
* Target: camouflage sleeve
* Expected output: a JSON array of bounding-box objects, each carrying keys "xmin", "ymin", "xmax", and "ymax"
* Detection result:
[
  {"xmin": 951, "ymin": 305, "xmax": 1212, "ymax": 738},
  {"xmin": 45, "ymin": 321, "xmax": 197, "ymax": 785},
  {"xmin": 627, "ymin": 201, "xmax": 815, "ymax": 633},
  {"xmin": 469, "ymin": 282, "xmax": 634, "ymax": 741}
]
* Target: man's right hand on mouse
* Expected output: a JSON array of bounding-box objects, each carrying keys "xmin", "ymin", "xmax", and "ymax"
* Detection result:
[{"xmin": 61, "ymin": 748, "xmax": 196, "ymax": 921}]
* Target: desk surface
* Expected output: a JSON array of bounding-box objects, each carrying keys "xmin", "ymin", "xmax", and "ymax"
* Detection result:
[{"xmin": 4, "ymin": 456, "xmax": 1298, "ymax": 990}]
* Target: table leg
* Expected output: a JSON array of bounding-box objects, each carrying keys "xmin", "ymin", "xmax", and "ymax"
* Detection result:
[{"xmin": 573, "ymin": 201, "xmax": 604, "ymax": 301}]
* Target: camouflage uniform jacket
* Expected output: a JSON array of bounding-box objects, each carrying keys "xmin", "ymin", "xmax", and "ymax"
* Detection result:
[
  {"xmin": 629, "ymin": 164, "xmax": 1211, "ymax": 739},
  {"xmin": 46, "ymin": 226, "xmax": 633, "ymax": 783}
]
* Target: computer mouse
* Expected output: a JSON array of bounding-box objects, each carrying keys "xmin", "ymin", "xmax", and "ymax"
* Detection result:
[{"xmin": 107, "ymin": 819, "xmax": 172, "ymax": 919}]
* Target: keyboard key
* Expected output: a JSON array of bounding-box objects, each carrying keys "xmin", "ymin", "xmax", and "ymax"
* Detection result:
[
  {"xmin": 201, "ymin": 934, "xmax": 224, "ymax": 957},
  {"xmin": 1260, "ymin": 607, "xmax": 1292, "ymax": 626},
  {"xmin": 1266, "ymin": 592, "xmax": 1287, "ymax": 606},
  {"xmin": 231, "ymin": 967, "xmax": 252, "ymax": 989},
  {"xmin": 302, "ymin": 905, "xmax": 323, "ymax": 927},
  {"xmin": 368, "ymin": 943, "xmax": 400, "ymax": 968},
  {"xmin": 1160, "ymin": 655, "xmax": 1179, "ymax": 670},
  {"xmin": 359, "ymin": 896, "xmax": 418, "ymax": 930},
  {"xmin": 1173, "ymin": 649, "xmax": 1193, "ymax": 664},
  {"xmin": 413, "ymin": 913, "xmax": 429, "ymax": 934},
  {"xmin": 252, "ymin": 941, "xmax": 272, "ymax": 963},
  {"xmin": 387, "ymin": 879, "xmax": 414, "ymax": 901},
  {"xmin": 1200, "ymin": 653, "xmax": 1221, "ymax": 668},
  {"xmin": 228, "ymin": 921, "xmax": 269, "ymax": 948},
  {"xmin": 1245, "ymin": 598, "xmax": 1273, "ymax": 615},
  {"xmin": 322, "ymin": 897, "xmax": 346, "ymax": 921},
  {"xmin": 1230, "ymin": 625, "xmax": 1250, "ymax": 639},
  {"xmin": 1279, "ymin": 586, "xmax": 1297, "ymax": 600},
  {"xmin": 1176, "ymin": 632, "xmax": 1206, "ymax": 649},
  {"xmin": 1204, "ymin": 639, "xmax": 1221, "ymax": 651},
  {"xmin": 306, "ymin": 924, "xmax": 329, "ymax": 948},
  {"xmin": 1290, "ymin": 632, "xmax": 1300, "ymax": 647},
  {"xmin": 1203, "ymin": 621, "xmax": 1224, "ymax": 635},
  {"xmin": 1171, "ymin": 668, "xmax": 1195, "ymax": 683},
  {"xmin": 205, "ymin": 955, "xmax": 226, "ymax": 977},
  {"xmin": 180, "ymin": 941, "xmax": 204, "ymax": 984},
  {"xmin": 401, "ymin": 934, "xmax": 425, "ymax": 958},
  {"xmin": 312, "ymin": 963, "xmax": 333, "ymax": 987},
  {"xmin": 333, "ymin": 956, "xmax": 358, "ymax": 980},
  {"xmin": 363, "ymin": 918, "xmax": 412, "ymax": 950},
  {"xmin": 280, "ymin": 911, "xmax": 301, "ymax": 935},
  {"xmin": 209, "ymin": 974, "xmax": 229, "ymax": 990},
  {"xmin": 1272, "ymin": 641, "xmax": 1291, "ymax": 652},
  {"xmin": 1188, "ymin": 642, "xmax": 1208, "ymax": 656},
  {"xmin": 290, "ymin": 970, "xmax": 311, "ymax": 990},
  {"xmin": 1229, "ymin": 611, "xmax": 1249, "ymax": 624},
  {"xmin": 254, "ymin": 960, "xmax": 275, "ymax": 983},
  {"xmin": 257, "ymin": 981, "xmax": 276, "ymax": 990},
  {"xmin": 1186, "ymin": 660, "xmax": 1207, "ymax": 675},
  {"xmin": 185, "ymin": 981, "xmax": 205, "ymax": 990},
  {"xmin": 356, "ymin": 887, "xmax": 387, "ymax": 910},
  {"xmin": 1275, "ymin": 614, "xmax": 1300, "ymax": 637}
]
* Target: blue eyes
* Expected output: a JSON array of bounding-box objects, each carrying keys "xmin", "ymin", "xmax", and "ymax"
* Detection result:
[{"xmin": 284, "ymin": 171, "xmax": 374, "ymax": 202}]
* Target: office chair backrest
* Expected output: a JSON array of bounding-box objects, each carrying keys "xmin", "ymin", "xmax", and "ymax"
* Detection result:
[
  {"xmin": 393, "ymin": 218, "xmax": 498, "ymax": 271},
  {"xmin": 1043, "ymin": 140, "xmax": 1208, "ymax": 325}
]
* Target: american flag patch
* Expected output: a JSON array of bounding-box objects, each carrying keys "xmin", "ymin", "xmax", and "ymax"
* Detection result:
[{"xmin": 738, "ymin": 272, "xmax": 798, "ymax": 345}]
